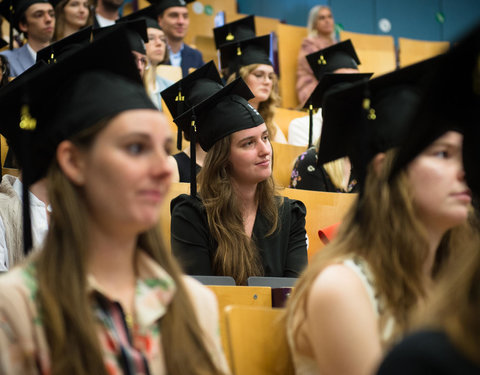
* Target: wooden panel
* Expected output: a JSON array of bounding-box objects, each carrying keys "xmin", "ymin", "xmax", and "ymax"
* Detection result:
[
  {"xmin": 340, "ymin": 30, "xmax": 396, "ymax": 76},
  {"xmin": 276, "ymin": 23, "xmax": 308, "ymax": 109},
  {"xmin": 279, "ymin": 188, "xmax": 357, "ymax": 262},
  {"xmin": 273, "ymin": 107, "xmax": 306, "ymax": 139},
  {"xmin": 193, "ymin": 35, "xmax": 219, "ymax": 69},
  {"xmin": 225, "ymin": 305, "xmax": 294, "ymax": 375},
  {"xmin": 1, "ymin": 135, "xmax": 7, "ymax": 167},
  {"xmin": 271, "ymin": 142, "xmax": 305, "ymax": 188},
  {"xmin": 155, "ymin": 64, "xmax": 182, "ymax": 82},
  {"xmin": 398, "ymin": 37, "xmax": 449, "ymax": 67}
]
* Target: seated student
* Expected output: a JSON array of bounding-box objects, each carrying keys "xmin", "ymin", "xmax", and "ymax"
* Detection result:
[
  {"xmin": 220, "ymin": 35, "xmax": 287, "ymax": 143},
  {"xmin": 285, "ymin": 56, "xmax": 474, "ymax": 375},
  {"xmin": 288, "ymin": 39, "xmax": 363, "ymax": 147},
  {"xmin": 0, "ymin": 30, "xmax": 229, "ymax": 375},
  {"xmin": 296, "ymin": 5, "xmax": 337, "ymax": 105},
  {"xmin": 161, "ymin": 62, "xmax": 219, "ymax": 183},
  {"xmin": 117, "ymin": 5, "xmax": 173, "ymax": 111},
  {"xmin": 376, "ymin": 24, "xmax": 480, "ymax": 375},
  {"xmin": 167, "ymin": 66, "xmax": 308, "ymax": 285},
  {"xmin": 290, "ymin": 72, "xmax": 371, "ymax": 192},
  {"xmin": 52, "ymin": 0, "xmax": 93, "ymax": 41}
]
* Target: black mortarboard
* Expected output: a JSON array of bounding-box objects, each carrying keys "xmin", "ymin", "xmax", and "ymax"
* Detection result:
[
  {"xmin": 0, "ymin": 38, "xmax": 7, "ymax": 49},
  {"xmin": 219, "ymin": 34, "xmax": 271, "ymax": 77},
  {"xmin": 213, "ymin": 15, "xmax": 256, "ymax": 50},
  {"xmin": 36, "ymin": 26, "xmax": 93, "ymax": 63},
  {"xmin": 147, "ymin": 0, "xmax": 194, "ymax": 14},
  {"xmin": 302, "ymin": 72, "xmax": 372, "ymax": 147},
  {"xmin": 93, "ymin": 19, "xmax": 148, "ymax": 54},
  {"xmin": 161, "ymin": 60, "xmax": 222, "ymax": 150},
  {"xmin": 0, "ymin": 28, "xmax": 155, "ymax": 255},
  {"xmin": 391, "ymin": 24, "xmax": 480, "ymax": 184},
  {"xmin": 0, "ymin": 0, "xmax": 50, "ymax": 31},
  {"xmin": 117, "ymin": 5, "xmax": 161, "ymax": 30},
  {"xmin": 306, "ymin": 39, "xmax": 360, "ymax": 81},
  {"xmin": 318, "ymin": 55, "xmax": 441, "ymax": 189}
]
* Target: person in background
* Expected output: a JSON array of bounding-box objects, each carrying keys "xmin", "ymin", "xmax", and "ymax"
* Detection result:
[
  {"xmin": 376, "ymin": 23, "xmax": 480, "ymax": 375},
  {"xmin": 0, "ymin": 55, "xmax": 10, "ymax": 86},
  {"xmin": 155, "ymin": 0, "xmax": 203, "ymax": 77},
  {"xmin": 0, "ymin": 29, "xmax": 229, "ymax": 375},
  {"xmin": 289, "ymin": 39, "xmax": 363, "ymax": 146},
  {"xmin": 221, "ymin": 35, "xmax": 287, "ymax": 143},
  {"xmin": 93, "ymin": 0, "xmax": 123, "ymax": 27},
  {"xmin": 296, "ymin": 5, "xmax": 337, "ymax": 105},
  {"xmin": 169, "ymin": 66, "xmax": 308, "ymax": 285},
  {"xmin": 52, "ymin": 0, "xmax": 93, "ymax": 40},
  {"xmin": 286, "ymin": 55, "xmax": 474, "ymax": 375},
  {"xmin": 0, "ymin": 0, "xmax": 55, "ymax": 77}
]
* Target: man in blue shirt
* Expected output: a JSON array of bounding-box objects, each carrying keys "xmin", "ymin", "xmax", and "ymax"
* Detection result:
[{"xmin": 156, "ymin": 0, "xmax": 204, "ymax": 77}]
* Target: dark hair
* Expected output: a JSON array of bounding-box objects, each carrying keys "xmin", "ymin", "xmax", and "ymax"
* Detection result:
[{"xmin": 0, "ymin": 55, "xmax": 10, "ymax": 87}]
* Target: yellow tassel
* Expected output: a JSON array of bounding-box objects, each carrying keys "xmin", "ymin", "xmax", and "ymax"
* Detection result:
[
  {"xmin": 175, "ymin": 91, "xmax": 184, "ymax": 101},
  {"xmin": 317, "ymin": 55, "xmax": 327, "ymax": 65},
  {"xmin": 237, "ymin": 46, "xmax": 242, "ymax": 56},
  {"xmin": 226, "ymin": 32, "xmax": 234, "ymax": 41},
  {"xmin": 19, "ymin": 105, "xmax": 37, "ymax": 131}
]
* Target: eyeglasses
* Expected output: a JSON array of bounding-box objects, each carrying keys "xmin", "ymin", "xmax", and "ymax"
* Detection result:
[{"xmin": 148, "ymin": 35, "xmax": 167, "ymax": 44}]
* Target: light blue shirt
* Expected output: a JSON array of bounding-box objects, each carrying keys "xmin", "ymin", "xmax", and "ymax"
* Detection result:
[{"xmin": 168, "ymin": 43, "xmax": 184, "ymax": 67}]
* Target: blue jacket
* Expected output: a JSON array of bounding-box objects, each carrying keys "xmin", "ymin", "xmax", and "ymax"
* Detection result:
[
  {"xmin": 180, "ymin": 43, "xmax": 204, "ymax": 77},
  {"xmin": 0, "ymin": 45, "xmax": 35, "ymax": 78}
]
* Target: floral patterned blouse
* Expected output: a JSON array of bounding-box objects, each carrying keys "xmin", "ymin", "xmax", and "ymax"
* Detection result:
[
  {"xmin": 290, "ymin": 147, "xmax": 358, "ymax": 193},
  {"xmin": 0, "ymin": 251, "xmax": 230, "ymax": 375}
]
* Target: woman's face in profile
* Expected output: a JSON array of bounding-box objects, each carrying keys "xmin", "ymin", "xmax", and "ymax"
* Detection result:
[
  {"xmin": 74, "ymin": 109, "xmax": 173, "ymax": 235},
  {"xmin": 316, "ymin": 8, "xmax": 334, "ymax": 36},
  {"xmin": 407, "ymin": 131, "xmax": 470, "ymax": 233},
  {"xmin": 228, "ymin": 123, "xmax": 272, "ymax": 186},
  {"xmin": 245, "ymin": 64, "xmax": 275, "ymax": 107},
  {"xmin": 63, "ymin": 0, "xmax": 89, "ymax": 29}
]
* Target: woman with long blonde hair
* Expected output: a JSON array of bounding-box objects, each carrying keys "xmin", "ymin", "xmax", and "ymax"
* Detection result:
[
  {"xmin": 52, "ymin": 0, "xmax": 93, "ymax": 40},
  {"xmin": 286, "ymin": 56, "xmax": 474, "ymax": 375},
  {"xmin": 221, "ymin": 35, "xmax": 287, "ymax": 143},
  {"xmin": 0, "ymin": 31, "xmax": 229, "ymax": 375},
  {"xmin": 166, "ymin": 65, "xmax": 308, "ymax": 286}
]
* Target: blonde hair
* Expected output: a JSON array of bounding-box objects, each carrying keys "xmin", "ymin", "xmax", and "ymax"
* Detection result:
[
  {"xmin": 315, "ymin": 138, "xmax": 351, "ymax": 192},
  {"xmin": 197, "ymin": 134, "xmax": 280, "ymax": 285},
  {"xmin": 53, "ymin": 0, "xmax": 94, "ymax": 41},
  {"xmin": 287, "ymin": 149, "xmax": 468, "ymax": 351},
  {"xmin": 227, "ymin": 64, "xmax": 281, "ymax": 140},
  {"xmin": 306, "ymin": 5, "xmax": 335, "ymax": 39},
  {"xmin": 35, "ymin": 120, "xmax": 227, "ymax": 375}
]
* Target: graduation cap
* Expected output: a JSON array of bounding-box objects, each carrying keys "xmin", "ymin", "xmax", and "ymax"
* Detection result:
[
  {"xmin": 161, "ymin": 60, "xmax": 222, "ymax": 150},
  {"xmin": 219, "ymin": 34, "xmax": 271, "ymax": 78},
  {"xmin": 0, "ymin": 27, "xmax": 153, "ymax": 255},
  {"xmin": 306, "ymin": 39, "xmax": 360, "ymax": 81},
  {"xmin": 173, "ymin": 77, "xmax": 263, "ymax": 196},
  {"xmin": 213, "ymin": 15, "xmax": 256, "ymax": 50},
  {"xmin": 36, "ymin": 26, "xmax": 93, "ymax": 63},
  {"xmin": 317, "ymin": 55, "xmax": 442, "ymax": 190},
  {"xmin": 147, "ymin": 0, "xmax": 194, "ymax": 14},
  {"xmin": 0, "ymin": 0, "xmax": 50, "ymax": 32},
  {"xmin": 302, "ymin": 72, "xmax": 372, "ymax": 147},
  {"xmin": 0, "ymin": 38, "xmax": 7, "ymax": 49},
  {"xmin": 390, "ymin": 23, "xmax": 480, "ymax": 189},
  {"xmin": 117, "ymin": 5, "xmax": 161, "ymax": 30},
  {"xmin": 93, "ymin": 18, "xmax": 148, "ymax": 54}
]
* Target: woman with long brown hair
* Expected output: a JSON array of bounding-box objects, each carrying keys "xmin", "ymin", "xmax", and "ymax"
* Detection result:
[
  {"xmin": 165, "ymin": 64, "xmax": 308, "ymax": 286},
  {"xmin": 0, "ymin": 30, "xmax": 229, "ymax": 375},
  {"xmin": 52, "ymin": 0, "xmax": 93, "ymax": 40},
  {"xmin": 286, "ymin": 56, "xmax": 474, "ymax": 375}
]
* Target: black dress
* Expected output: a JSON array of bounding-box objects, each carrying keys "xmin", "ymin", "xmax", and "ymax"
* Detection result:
[
  {"xmin": 289, "ymin": 147, "xmax": 358, "ymax": 192},
  {"xmin": 377, "ymin": 330, "xmax": 480, "ymax": 375},
  {"xmin": 173, "ymin": 152, "xmax": 201, "ymax": 183},
  {"xmin": 170, "ymin": 194, "xmax": 308, "ymax": 278}
]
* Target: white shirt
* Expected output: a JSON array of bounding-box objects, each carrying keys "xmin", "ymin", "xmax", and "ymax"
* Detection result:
[
  {"xmin": 0, "ymin": 178, "xmax": 50, "ymax": 271},
  {"xmin": 26, "ymin": 43, "xmax": 36, "ymax": 63},
  {"xmin": 288, "ymin": 110, "xmax": 323, "ymax": 147},
  {"xmin": 95, "ymin": 13, "xmax": 116, "ymax": 28}
]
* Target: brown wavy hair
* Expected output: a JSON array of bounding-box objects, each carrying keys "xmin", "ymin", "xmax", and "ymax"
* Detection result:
[
  {"xmin": 227, "ymin": 64, "xmax": 281, "ymax": 140},
  {"xmin": 415, "ymin": 213, "xmax": 480, "ymax": 365},
  {"xmin": 287, "ymin": 149, "xmax": 471, "ymax": 352},
  {"xmin": 53, "ymin": 0, "xmax": 94, "ymax": 41},
  {"xmin": 35, "ymin": 120, "xmax": 227, "ymax": 375},
  {"xmin": 197, "ymin": 134, "xmax": 280, "ymax": 285}
]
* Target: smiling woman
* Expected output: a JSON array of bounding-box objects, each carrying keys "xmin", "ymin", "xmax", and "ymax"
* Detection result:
[
  {"xmin": 52, "ymin": 0, "xmax": 93, "ymax": 40},
  {"xmin": 167, "ymin": 65, "xmax": 308, "ymax": 285}
]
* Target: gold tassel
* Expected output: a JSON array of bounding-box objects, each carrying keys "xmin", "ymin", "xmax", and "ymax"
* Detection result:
[
  {"xmin": 362, "ymin": 98, "xmax": 376, "ymax": 120},
  {"xmin": 175, "ymin": 91, "xmax": 184, "ymax": 101},
  {"xmin": 237, "ymin": 46, "xmax": 242, "ymax": 56},
  {"xmin": 317, "ymin": 55, "xmax": 327, "ymax": 65},
  {"xmin": 226, "ymin": 32, "xmax": 234, "ymax": 41},
  {"xmin": 19, "ymin": 105, "xmax": 37, "ymax": 131}
]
